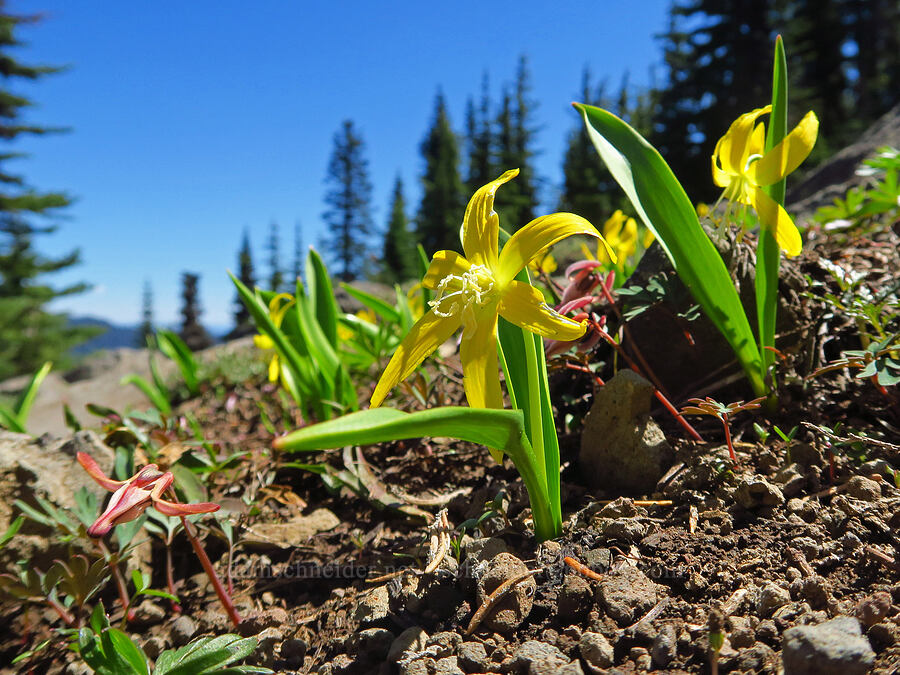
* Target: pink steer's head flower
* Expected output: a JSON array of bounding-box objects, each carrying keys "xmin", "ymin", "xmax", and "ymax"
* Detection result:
[{"xmin": 77, "ymin": 452, "xmax": 220, "ymax": 538}]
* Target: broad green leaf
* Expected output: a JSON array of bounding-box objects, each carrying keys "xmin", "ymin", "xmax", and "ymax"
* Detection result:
[
  {"xmin": 106, "ymin": 628, "xmax": 149, "ymax": 675},
  {"xmin": 275, "ymin": 407, "xmax": 555, "ymax": 541},
  {"xmin": 157, "ymin": 330, "xmax": 200, "ymax": 396},
  {"xmin": 120, "ymin": 374, "xmax": 172, "ymax": 416},
  {"xmin": 577, "ymin": 103, "xmax": 765, "ymax": 396},
  {"xmin": 340, "ymin": 283, "xmax": 401, "ymax": 323},
  {"xmin": 306, "ymin": 248, "xmax": 339, "ymax": 348},
  {"xmin": 757, "ymin": 35, "xmax": 789, "ymax": 383},
  {"xmin": 155, "ymin": 635, "xmax": 260, "ymax": 675}
]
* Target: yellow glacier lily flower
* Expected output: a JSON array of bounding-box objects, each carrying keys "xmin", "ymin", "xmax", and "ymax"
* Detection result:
[
  {"xmin": 253, "ymin": 293, "xmax": 295, "ymax": 382},
  {"xmin": 370, "ymin": 169, "xmax": 613, "ymax": 412},
  {"xmin": 579, "ymin": 209, "xmax": 637, "ymax": 264},
  {"xmin": 712, "ymin": 105, "xmax": 818, "ymax": 256}
]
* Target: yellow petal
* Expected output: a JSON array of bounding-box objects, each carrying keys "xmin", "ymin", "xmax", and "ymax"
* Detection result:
[
  {"xmin": 751, "ymin": 187, "xmax": 802, "ymax": 257},
  {"xmin": 498, "ymin": 280, "xmax": 587, "ymax": 341},
  {"xmin": 749, "ymin": 111, "xmax": 819, "ymax": 187},
  {"xmin": 461, "ymin": 169, "xmax": 518, "ymax": 268},
  {"xmin": 715, "ymin": 105, "xmax": 771, "ymax": 176},
  {"xmin": 254, "ymin": 334, "xmax": 274, "ymax": 350},
  {"xmin": 711, "ymin": 136, "xmax": 733, "ymax": 187},
  {"xmin": 423, "ymin": 250, "xmax": 471, "ymax": 290},
  {"xmin": 370, "ymin": 310, "xmax": 461, "ymax": 407},
  {"xmin": 267, "ymin": 355, "xmax": 280, "ymax": 383},
  {"xmin": 459, "ymin": 307, "xmax": 502, "ymax": 410},
  {"xmin": 498, "ymin": 212, "xmax": 611, "ymax": 286},
  {"xmin": 748, "ymin": 122, "xmax": 766, "ymax": 159}
]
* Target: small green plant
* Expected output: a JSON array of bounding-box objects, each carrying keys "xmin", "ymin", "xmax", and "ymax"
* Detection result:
[
  {"xmin": 0, "ymin": 360, "xmax": 51, "ymax": 433},
  {"xmin": 72, "ymin": 603, "xmax": 271, "ymax": 674},
  {"xmin": 231, "ymin": 247, "xmax": 358, "ymax": 422},
  {"xmin": 815, "ymin": 146, "xmax": 900, "ymax": 230},
  {"xmin": 578, "ymin": 37, "xmax": 817, "ymax": 401},
  {"xmin": 275, "ymin": 170, "xmax": 613, "ymax": 542},
  {"xmin": 681, "ymin": 397, "xmax": 765, "ymax": 466}
]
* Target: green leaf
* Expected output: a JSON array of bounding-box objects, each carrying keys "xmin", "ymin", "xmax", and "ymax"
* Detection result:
[
  {"xmin": 340, "ymin": 283, "xmax": 401, "ymax": 323},
  {"xmin": 0, "ymin": 515, "xmax": 24, "ymax": 548},
  {"xmin": 120, "ymin": 374, "xmax": 172, "ymax": 416},
  {"xmin": 576, "ymin": 103, "xmax": 765, "ymax": 396},
  {"xmin": 306, "ymin": 248, "xmax": 339, "ymax": 349},
  {"xmin": 157, "ymin": 329, "xmax": 200, "ymax": 396},
  {"xmin": 12, "ymin": 361, "xmax": 52, "ymax": 429},
  {"xmin": 106, "ymin": 628, "xmax": 150, "ymax": 675},
  {"xmin": 757, "ymin": 35, "xmax": 789, "ymax": 385},
  {"xmin": 154, "ymin": 635, "xmax": 261, "ymax": 675},
  {"xmin": 275, "ymin": 407, "xmax": 555, "ymax": 541},
  {"xmin": 63, "ymin": 403, "xmax": 83, "ymax": 432}
]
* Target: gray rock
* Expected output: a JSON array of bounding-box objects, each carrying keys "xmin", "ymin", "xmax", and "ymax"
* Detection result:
[
  {"xmin": 782, "ymin": 616, "xmax": 875, "ymax": 675},
  {"xmin": 426, "ymin": 631, "xmax": 462, "ymax": 658},
  {"xmin": 557, "ymin": 574, "xmax": 593, "ymax": 623},
  {"xmin": 579, "ymin": 631, "xmax": 615, "ymax": 670},
  {"xmin": 774, "ymin": 463, "xmax": 807, "ymax": 497},
  {"xmin": 242, "ymin": 508, "xmax": 340, "ymax": 548},
  {"xmin": 141, "ymin": 635, "xmax": 169, "ymax": 660},
  {"xmin": 728, "ymin": 616, "xmax": 756, "ymax": 649},
  {"xmin": 354, "ymin": 584, "xmax": 390, "ymax": 625},
  {"xmin": 170, "ymin": 614, "xmax": 198, "ymax": 646},
  {"xmin": 433, "ymin": 656, "xmax": 465, "ymax": 675},
  {"xmin": 280, "ymin": 637, "xmax": 308, "ymax": 665},
  {"xmin": 595, "ymin": 518, "xmax": 647, "ymax": 541},
  {"xmin": 731, "ymin": 643, "xmax": 777, "ymax": 672},
  {"xmin": 347, "ymin": 627, "xmax": 394, "ymax": 662},
  {"xmin": 735, "ymin": 476, "xmax": 785, "ymax": 509},
  {"xmin": 596, "ymin": 565, "xmax": 661, "ymax": 626},
  {"xmin": 650, "ymin": 623, "xmax": 677, "ymax": 667},
  {"xmin": 399, "ymin": 658, "xmax": 432, "ymax": 675},
  {"xmin": 509, "ymin": 640, "xmax": 569, "ymax": 674},
  {"xmin": 252, "ymin": 627, "xmax": 283, "ymax": 668},
  {"xmin": 132, "ymin": 599, "xmax": 166, "ymax": 627},
  {"xmin": 474, "ymin": 553, "xmax": 536, "ymax": 634},
  {"xmin": 845, "ymin": 475, "xmax": 881, "ymax": 501},
  {"xmin": 460, "ymin": 536, "xmax": 509, "ymax": 594},
  {"xmin": 757, "ymin": 583, "xmax": 792, "ymax": 618},
  {"xmin": 388, "ymin": 626, "xmax": 428, "ymax": 663},
  {"xmin": 237, "ymin": 607, "xmax": 290, "ymax": 635},
  {"xmin": 0, "ymin": 430, "xmax": 115, "ymax": 564},
  {"xmin": 457, "ymin": 640, "xmax": 488, "ymax": 672},
  {"xmin": 579, "ymin": 370, "xmax": 673, "ymax": 494}
]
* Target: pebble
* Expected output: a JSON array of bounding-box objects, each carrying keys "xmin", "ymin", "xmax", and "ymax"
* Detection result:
[
  {"xmin": 426, "ymin": 631, "xmax": 462, "ymax": 658},
  {"xmin": 774, "ymin": 463, "xmax": 806, "ymax": 497},
  {"xmin": 237, "ymin": 607, "xmax": 290, "ymax": 636},
  {"xmin": 845, "ymin": 475, "xmax": 881, "ymax": 501},
  {"xmin": 456, "ymin": 640, "xmax": 488, "ymax": 672},
  {"xmin": 731, "ymin": 643, "xmax": 777, "ymax": 672},
  {"xmin": 131, "ymin": 600, "xmax": 166, "ymax": 627},
  {"xmin": 354, "ymin": 584, "xmax": 390, "ymax": 624},
  {"xmin": 755, "ymin": 619, "xmax": 778, "ymax": 645},
  {"xmin": 474, "ymin": 553, "xmax": 536, "ymax": 633},
  {"xmin": 347, "ymin": 627, "xmax": 394, "ymax": 662},
  {"xmin": 510, "ymin": 640, "xmax": 571, "ymax": 674},
  {"xmin": 855, "ymin": 591, "xmax": 893, "ymax": 626},
  {"xmin": 432, "ymin": 656, "xmax": 464, "ymax": 675},
  {"xmin": 388, "ymin": 626, "xmax": 428, "ymax": 663},
  {"xmin": 579, "ymin": 631, "xmax": 615, "ymax": 671},
  {"xmin": 280, "ymin": 637, "xmax": 308, "ymax": 665},
  {"xmin": 728, "ymin": 616, "xmax": 756, "ymax": 648},
  {"xmin": 169, "ymin": 614, "xmax": 198, "ymax": 646},
  {"xmin": 141, "ymin": 635, "xmax": 169, "ymax": 660},
  {"xmin": 650, "ymin": 623, "xmax": 677, "ymax": 667},
  {"xmin": 596, "ymin": 565, "xmax": 661, "ymax": 626},
  {"xmin": 630, "ymin": 646, "xmax": 652, "ymax": 670},
  {"xmin": 786, "ymin": 498, "xmax": 819, "ymax": 522},
  {"xmin": 557, "ymin": 574, "xmax": 593, "ymax": 623},
  {"xmin": 757, "ymin": 582, "xmax": 791, "ymax": 618},
  {"xmin": 782, "ymin": 615, "xmax": 875, "ymax": 675},
  {"xmin": 735, "ymin": 477, "xmax": 785, "ymax": 509},
  {"xmin": 253, "ymin": 627, "xmax": 283, "ymax": 667}
]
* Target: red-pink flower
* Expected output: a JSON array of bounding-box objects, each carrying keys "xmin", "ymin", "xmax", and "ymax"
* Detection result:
[{"xmin": 77, "ymin": 452, "xmax": 219, "ymax": 537}]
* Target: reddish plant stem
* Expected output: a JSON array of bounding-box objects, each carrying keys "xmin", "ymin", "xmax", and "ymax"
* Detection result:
[
  {"xmin": 564, "ymin": 361, "xmax": 606, "ymax": 388},
  {"xmin": 592, "ymin": 322, "xmax": 703, "ymax": 442},
  {"xmin": 165, "ymin": 542, "xmax": 182, "ymax": 614},
  {"xmin": 179, "ymin": 515, "xmax": 241, "ymax": 627},
  {"xmin": 721, "ymin": 415, "xmax": 738, "ymax": 465},
  {"xmin": 46, "ymin": 597, "xmax": 75, "ymax": 627},
  {"xmin": 595, "ymin": 280, "xmax": 672, "ymax": 399},
  {"xmin": 96, "ymin": 539, "xmax": 134, "ymax": 622}
]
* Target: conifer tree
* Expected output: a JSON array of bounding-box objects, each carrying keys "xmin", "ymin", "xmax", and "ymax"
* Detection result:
[
  {"xmin": 321, "ymin": 120, "xmax": 374, "ymax": 281},
  {"xmin": 416, "ymin": 91, "xmax": 465, "ymax": 256},
  {"xmin": 494, "ymin": 57, "xmax": 539, "ymax": 230},
  {"xmin": 0, "ymin": 8, "xmax": 96, "ymax": 379},
  {"xmin": 464, "ymin": 72, "xmax": 494, "ymax": 195},
  {"xmin": 382, "ymin": 175, "xmax": 415, "ymax": 283},
  {"xmin": 227, "ymin": 229, "xmax": 255, "ymax": 340},
  {"xmin": 291, "ymin": 221, "xmax": 304, "ymax": 287},
  {"xmin": 178, "ymin": 272, "xmax": 213, "ymax": 351},
  {"xmin": 137, "ymin": 280, "xmax": 154, "ymax": 347},
  {"xmin": 266, "ymin": 221, "xmax": 283, "ymax": 292}
]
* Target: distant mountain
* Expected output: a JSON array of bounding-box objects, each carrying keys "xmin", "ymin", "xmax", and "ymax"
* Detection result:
[
  {"xmin": 68, "ymin": 317, "xmax": 140, "ymax": 354},
  {"xmin": 67, "ymin": 317, "xmax": 231, "ymax": 355}
]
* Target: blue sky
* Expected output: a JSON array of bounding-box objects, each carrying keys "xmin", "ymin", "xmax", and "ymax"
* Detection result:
[{"xmin": 12, "ymin": 1, "xmax": 669, "ymax": 329}]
